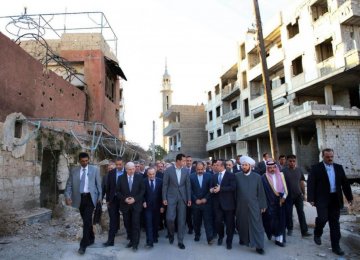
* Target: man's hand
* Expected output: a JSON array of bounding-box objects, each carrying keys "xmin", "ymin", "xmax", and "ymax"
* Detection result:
[
  {"xmin": 187, "ymin": 201, "xmax": 192, "ymax": 207},
  {"xmin": 160, "ymin": 207, "xmax": 165, "ymax": 213},
  {"xmin": 310, "ymin": 202, "xmax": 315, "ymax": 207},
  {"xmin": 201, "ymin": 198, "xmax": 207, "ymax": 204},
  {"xmin": 348, "ymin": 200, "xmax": 353, "ymax": 207},
  {"xmin": 128, "ymin": 197, "xmax": 135, "ymax": 204},
  {"xmin": 65, "ymin": 198, "xmax": 72, "ymax": 206},
  {"xmin": 280, "ymin": 197, "xmax": 285, "ymax": 206},
  {"xmin": 213, "ymin": 185, "xmax": 220, "ymax": 193},
  {"xmin": 195, "ymin": 199, "xmax": 202, "ymax": 205},
  {"xmin": 261, "ymin": 208, "xmax": 266, "ymax": 213},
  {"xmin": 163, "ymin": 200, "xmax": 168, "ymax": 206},
  {"xmin": 143, "ymin": 202, "xmax": 147, "ymax": 208}
]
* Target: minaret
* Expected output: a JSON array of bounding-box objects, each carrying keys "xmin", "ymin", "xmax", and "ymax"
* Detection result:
[{"xmin": 160, "ymin": 59, "xmax": 173, "ymax": 151}]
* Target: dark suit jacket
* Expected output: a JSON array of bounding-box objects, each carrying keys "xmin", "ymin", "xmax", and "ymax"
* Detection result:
[
  {"xmin": 307, "ymin": 162, "xmax": 353, "ymax": 208},
  {"xmin": 106, "ymin": 168, "xmax": 126, "ymax": 202},
  {"xmin": 143, "ymin": 177, "xmax": 163, "ymax": 210},
  {"xmin": 117, "ymin": 173, "xmax": 145, "ymax": 212},
  {"xmin": 156, "ymin": 171, "xmax": 164, "ymax": 179},
  {"xmin": 233, "ymin": 164, "xmax": 241, "ymax": 173},
  {"xmin": 255, "ymin": 161, "xmax": 266, "ymax": 175},
  {"xmin": 211, "ymin": 171, "xmax": 236, "ymax": 211},
  {"xmin": 190, "ymin": 173, "xmax": 212, "ymax": 208}
]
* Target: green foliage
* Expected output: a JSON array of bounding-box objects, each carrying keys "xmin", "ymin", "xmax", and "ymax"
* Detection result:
[{"xmin": 147, "ymin": 145, "xmax": 167, "ymax": 161}]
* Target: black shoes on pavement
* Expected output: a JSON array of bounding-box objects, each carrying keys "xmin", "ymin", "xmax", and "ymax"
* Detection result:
[
  {"xmin": 332, "ymin": 247, "xmax": 345, "ymax": 256},
  {"xmin": 178, "ymin": 243, "xmax": 185, "ymax": 249},
  {"xmin": 217, "ymin": 238, "xmax": 223, "ymax": 245},
  {"xmin": 314, "ymin": 236, "xmax": 322, "ymax": 245},
  {"xmin": 275, "ymin": 241, "xmax": 285, "ymax": 247},
  {"xmin": 78, "ymin": 247, "xmax": 86, "ymax": 255},
  {"xmin": 256, "ymin": 248, "xmax": 265, "ymax": 255},
  {"xmin": 302, "ymin": 231, "xmax": 312, "ymax": 237}
]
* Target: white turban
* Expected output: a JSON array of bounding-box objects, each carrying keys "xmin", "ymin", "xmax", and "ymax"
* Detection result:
[{"xmin": 240, "ymin": 155, "xmax": 255, "ymax": 166}]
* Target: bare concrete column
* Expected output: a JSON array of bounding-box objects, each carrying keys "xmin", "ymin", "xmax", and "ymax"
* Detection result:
[
  {"xmin": 324, "ymin": 85, "xmax": 334, "ymax": 105},
  {"xmin": 256, "ymin": 137, "xmax": 261, "ymax": 162},
  {"xmin": 290, "ymin": 127, "xmax": 298, "ymax": 156}
]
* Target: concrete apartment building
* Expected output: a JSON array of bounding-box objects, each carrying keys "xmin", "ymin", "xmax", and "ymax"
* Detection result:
[
  {"xmin": 206, "ymin": 0, "xmax": 360, "ymax": 177},
  {"xmin": 205, "ymin": 63, "xmax": 240, "ymax": 159},
  {"xmin": 160, "ymin": 64, "xmax": 207, "ymax": 161}
]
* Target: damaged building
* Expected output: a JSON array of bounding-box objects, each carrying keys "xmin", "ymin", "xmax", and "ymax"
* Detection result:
[
  {"xmin": 0, "ymin": 12, "xmax": 136, "ymax": 234},
  {"xmin": 206, "ymin": 0, "xmax": 360, "ymax": 179}
]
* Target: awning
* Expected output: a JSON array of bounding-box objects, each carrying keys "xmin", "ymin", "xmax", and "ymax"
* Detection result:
[{"xmin": 105, "ymin": 57, "xmax": 127, "ymax": 81}]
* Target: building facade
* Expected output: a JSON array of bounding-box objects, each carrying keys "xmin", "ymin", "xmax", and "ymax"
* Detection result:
[{"xmin": 206, "ymin": 0, "xmax": 360, "ymax": 178}]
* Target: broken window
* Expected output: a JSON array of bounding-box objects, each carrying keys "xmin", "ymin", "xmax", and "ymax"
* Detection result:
[
  {"xmin": 311, "ymin": 0, "xmax": 328, "ymax": 22},
  {"xmin": 240, "ymin": 44, "xmax": 246, "ymax": 60},
  {"xmin": 231, "ymin": 100, "xmax": 238, "ymax": 110},
  {"xmin": 216, "ymin": 106, "xmax": 221, "ymax": 117},
  {"xmin": 209, "ymin": 132, "xmax": 214, "ymax": 141},
  {"xmin": 292, "ymin": 56, "xmax": 303, "ymax": 76},
  {"xmin": 316, "ymin": 38, "xmax": 334, "ymax": 62},
  {"xmin": 244, "ymin": 98, "xmax": 249, "ymax": 117},
  {"xmin": 217, "ymin": 128, "xmax": 222, "ymax": 137},
  {"xmin": 287, "ymin": 18, "xmax": 299, "ymax": 39},
  {"xmin": 208, "ymin": 111, "xmax": 213, "ymax": 121},
  {"xmin": 253, "ymin": 111, "xmax": 263, "ymax": 119},
  {"xmin": 105, "ymin": 64, "xmax": 117, "ymax": 103}
]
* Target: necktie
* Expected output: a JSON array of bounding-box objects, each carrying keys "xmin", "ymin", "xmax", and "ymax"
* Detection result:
[
  {"xmin": 218, "ymin": 173, "xmax": 222, "ymax": 184},
  {"xmin": 198, "ymin": 176, "xmax": 202, "ymax": 188},
  {"xmin": 80, "ymin": 168, "xmax": 86, "ymax": 193},
  {"xmin": 128, "ymin": 176, "xmax": 133, "ymax": 192},
  {"xmin": 150, "ymin": 179, "xmax": 154, "ymax": 191}
]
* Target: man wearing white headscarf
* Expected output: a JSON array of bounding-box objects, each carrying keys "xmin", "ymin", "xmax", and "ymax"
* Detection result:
[{"xmin": 235, "ymin": 156, "xmax": 267, "ymax": 255}]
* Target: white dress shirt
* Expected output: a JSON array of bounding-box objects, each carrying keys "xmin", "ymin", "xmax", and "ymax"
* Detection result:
[{"xmin": 80, "ymin": 165, "xmax": 89, "ymax": 193}]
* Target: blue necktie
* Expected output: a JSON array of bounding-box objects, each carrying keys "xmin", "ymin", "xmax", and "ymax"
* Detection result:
[
  {"xmin": 150, "ymin": 179, "xmax": 154, "ymax": 191},
  {"xmin": 218, "ymin": 173, "xmax": 222, "ymax": 184},
  {"xmin": 128, "ymin": 176, "xmax": 133, "ymax": 192},
  {"xmin": 80, "ymin": 168, "xmax": 86, "ymax": 193}
]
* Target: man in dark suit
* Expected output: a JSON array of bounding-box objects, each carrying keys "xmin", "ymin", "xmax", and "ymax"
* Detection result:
[
  {"xmin": 162, "ymin": 153, "xmax": 191, "ymax": 250},
  {"xmin": 103, "ymin": 157, "xmax": 125, "ymax": 246},
  {"xmin": 255, "ymin": 152, "xmax": 269, "ymax": 175},
  {"xmin": 143, "ymin": 167, "xmax": 164, "ymax": 248},
  {"xmin": 65, "ymin": 152, "xmax": 102, "ymax": 255},
  {"xmin": 117, "ymin": 162, "xmax": 145, "ymax": 251},
  {"xmin": 190, "ymin": 162, "xmax": 214, "ymax": 244},
  {"xmin": 233, "ymin": 155, "xmax": 242, "ymax": 173},
  {"xmin": 210, "ymin": 160, "xmax": 236, "ymax": 249},
  {"xmin": 308, "ymin": 148, "xmax": 353, "ymax": 256}
]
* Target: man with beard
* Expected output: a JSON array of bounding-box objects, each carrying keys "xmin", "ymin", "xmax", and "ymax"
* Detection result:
[{"xmin": 235, "ymin": 156, "xmax": 267, "ymax": 255}]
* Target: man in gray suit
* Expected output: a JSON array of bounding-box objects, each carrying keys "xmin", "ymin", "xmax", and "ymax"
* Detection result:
[
  {"xmin": 65, "ymin": 152, "xmax": 102, "ymax": 255},
  {"xmin": 162, "ymin": 153, "xmax": 191, "ymax": 249}
]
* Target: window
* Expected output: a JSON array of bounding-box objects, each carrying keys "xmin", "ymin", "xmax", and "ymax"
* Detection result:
[
  {"xmin": 208, "ymin": 91, "xmax": 212, "ymax": 101},
  {"xmin": 244, "ymin": 98, "xmax": 249, "ymax": 117},
  {"xmin": 208, "ymin": 111, "xmax": 213, "ymax": 121},
  {"xmin": 316, "ymin": 38, "xmax": 333, "ymax": 62},
  {"xmin": 240, "ymin": 44, "xmax": 246, "ymax": 60},
  {"xmin": 14, "ymin": 121, "xmax": 22, "ymax": 138},
  {"xmin": 166, "ymin": 96, "xmax": 169, "ymax": 110},
  {"xmin": 311, "ymin": 0, "xmax": 328, "ymax": 22},
  {"xmin": 215, "ymin": 85, "xmax": 220, "ymax": 95},
  {"xmin": 292, "ymin": 56, "xmax": 303, "ymax": 76},
  {"xmin": 217, "ymin": 129, "xmax": 222, "ymax": 137},
  {"xmin": 232, "ymin": 125, "xmax": 238, "ymax": 132},
  {"xmin": 242, "ymin": 71, "xmax": 248, "ymax": 89},
  {"xmin": 287, "ymin": 18, "xmax": 299, "ymax": 39},
  {"xmin": 105, "ymin": 65, "xmax": 117, "ymax": 103},
  {"xmin": 253, "ymin": 111, "xmax": 263, "ymax": 119},
  {"xmin": 231, "ymin": 100, "xmax": 237, "ymax": 110},
  {"xmin": 216, "ymin": 106, "xmax": 221, "ymax": 117},
  {"xmin": 209, "ymin": 132, "xmax": 214, "ymax": 141}
]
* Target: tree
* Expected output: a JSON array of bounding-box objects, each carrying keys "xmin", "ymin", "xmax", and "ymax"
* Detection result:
[{"xmin": 147, "ymin": 145, "xmax": 167, "ymax": 161}]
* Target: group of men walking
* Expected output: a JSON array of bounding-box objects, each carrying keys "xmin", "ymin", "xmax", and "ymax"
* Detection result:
[{"xmin": 64, "ymin": 148, "xmax": 353, "ymax": 256}]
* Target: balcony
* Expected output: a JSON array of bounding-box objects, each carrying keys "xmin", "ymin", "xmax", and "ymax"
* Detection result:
[
  {"xmin": 236, "ymin": 101, "xmax": 360, "ymax": 140},
  {"xmin": 338, "ymin": 0, "xmax": 360, "ymax": 26},
  {"xmin": 222, "ymin": 108, "xmax": 241, "ymax": 124},
  {"xmin": 206, "ymin": 132, "xmax": 237, "ymax": 151},
  {"xmin": 163, "ymin": 122, "xmax": 180, "ymax": 136},
  {"xmin": 317, "ymin": 57, "xmax": 336, "ymax": 77},
  {"xmin": 249, "ymin": 83, "xmax": 287, "ymax": 110},
  {"xmin": 221, "ymin": 83, "xmax": 240, "ymax": 101}
]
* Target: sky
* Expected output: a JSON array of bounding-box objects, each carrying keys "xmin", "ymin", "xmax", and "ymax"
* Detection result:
[{"xmin": 0, "ymin": 0, "xmax": 298, "ymax": 149}]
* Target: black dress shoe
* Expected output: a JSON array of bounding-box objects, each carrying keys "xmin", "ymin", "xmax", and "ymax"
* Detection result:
[
  {"xmin": 239, "ymin": 240, "xmax": 245, "ymax": 246},
  {"xmin": 178, "ymin": 243, "xmax": 185, "ymax": 249},
  {"xmin": 275, "ymin": 241, "xmax": 285, "ymax": 247},
  {"xmin": 207, "ymin": 239, "xmax": 214, "ymax": 245},
  {"xmin": 78, "ymin": 247, "xmax": 86, "ymax": 255},
  {"xmin": 89, "ymin": 240, "xmax": 94, "ymax": 246},
  {"xmin": 287, "ymin": 229, "xmax": 293, "ymax": 236},
  {"xmin": 332, "ymin": 247, "xmax": 345, "ymax": 256},
  {"xmin": 146, "ymin": 243, "xmax": 153, "ymax": 248},
  {"xmin": 194, "ymin": 236, "xmax": 200, "ymax": 242},
  {"xmin": 126, "ymin": 242, "xmax": 133, "ymax": 248},
  {"xmin": 103, "ymin": 241, "xmax": 114, "ymax": 247},
  {"xmin": 188, "ymin": 229, "xmax": 193, "ymax": 235},
  {"xmin": 226, "ymin": 244, "xmax": 232, "ymax": 250},
  {"xmin": 132, "ymin": 246, "xmax": 138, "ymax": 252},
  {"xmin": 217, "ymin": 238, "xmax": 223, "ymax": 245},
  {"xmin": 256, "ymin": 248, "xmax": 265, "ymax": 255},
  {"xmin": 302, "ymin": 231, "xmax": 312, "ymax": 237},
  {"xmin": 169, "ymin": 236, "xmax": 174, "ymax": 244},
  {"xmin": 314, "ymin": 236, "xmax": 321, "ymax": 245}
]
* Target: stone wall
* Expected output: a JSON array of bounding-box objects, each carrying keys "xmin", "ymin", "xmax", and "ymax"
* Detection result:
[{"xmin": 316, "ymin": 118, "xmax": 360, "ymax": 178}]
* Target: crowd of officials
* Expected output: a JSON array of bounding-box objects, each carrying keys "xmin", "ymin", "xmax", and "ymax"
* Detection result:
[{"xmin": 64, "ymin": 148, "xmax": 353, "ymax": 256}]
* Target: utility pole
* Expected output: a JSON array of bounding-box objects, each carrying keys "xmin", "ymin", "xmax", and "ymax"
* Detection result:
[
  {"xmin": 152, "ymin": 120, "xmax": 155, "ymax": 163},
  {"xmin": 252, "ymin": 0, "xmax": 279, "ymax": 160}
]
